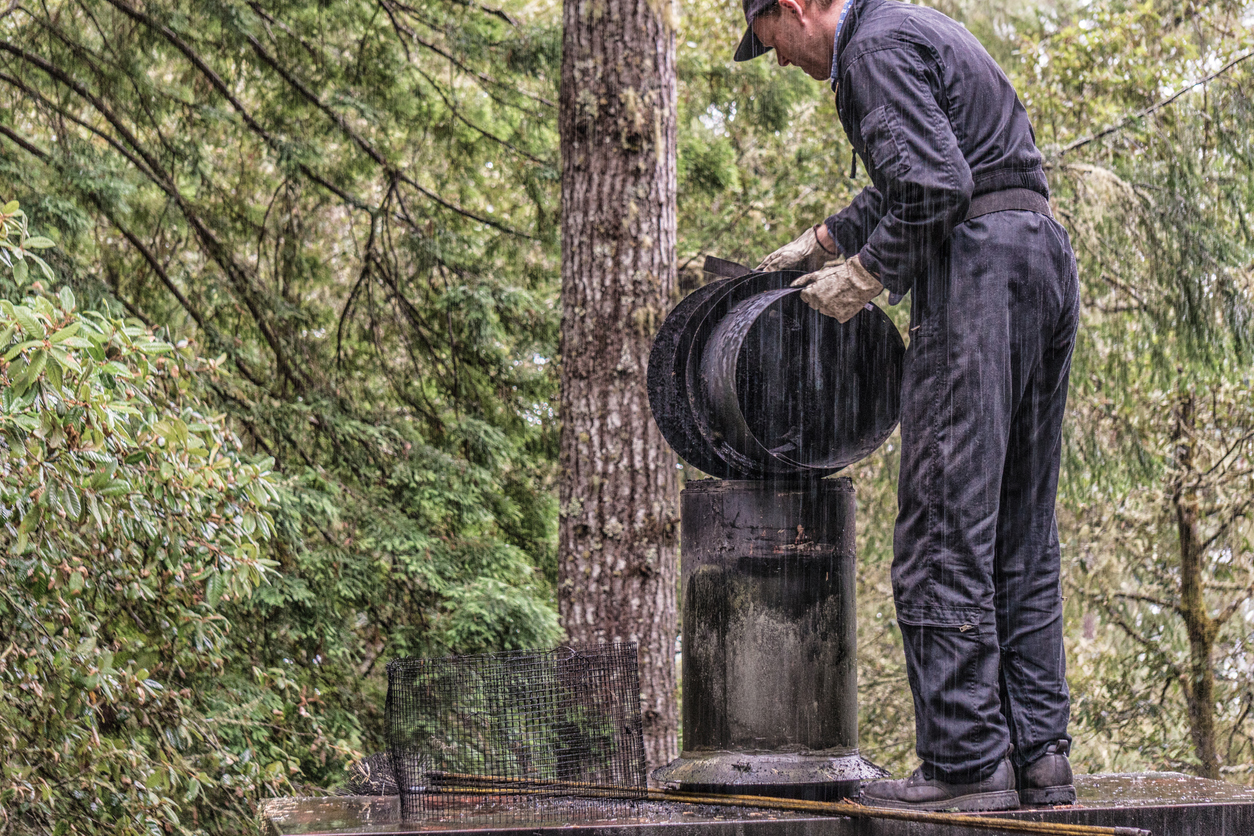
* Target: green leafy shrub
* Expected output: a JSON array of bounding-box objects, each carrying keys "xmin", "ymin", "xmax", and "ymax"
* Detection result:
[
  {"xmin": 0, "ymin": 197, "xmax": 566, "ymax": 833},
  {"xmin": 0, "ymin": 200, "xmax": 300, "ymax": 834}
]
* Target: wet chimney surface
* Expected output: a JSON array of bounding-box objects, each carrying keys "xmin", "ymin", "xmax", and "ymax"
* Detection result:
[
  {"xmin": 681, "ymin": 479, "xmax": 857, "ymax": 754},
  {"xmin": 652, "ymin": 477, "xmax": 882, "ymax": 799}
]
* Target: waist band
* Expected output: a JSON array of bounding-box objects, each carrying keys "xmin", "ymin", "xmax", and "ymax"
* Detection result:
[{"xmin": 964, "ymin": 188, "xmax": 1052, "ymax": 222}]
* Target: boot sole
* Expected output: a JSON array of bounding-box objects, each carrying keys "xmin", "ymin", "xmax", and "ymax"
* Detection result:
[
  {"xmin": 861, "ymin": 789, "xmax": 1020, "ymax": 812},
  {"xmin": 1021, "ymin": 784, "xmax": 1077, "ymax": 806}
]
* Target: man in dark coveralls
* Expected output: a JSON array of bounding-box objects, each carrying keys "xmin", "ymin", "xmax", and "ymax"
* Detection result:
[{"xmin": 735, "ymin": 0, "xmax": 1080, "ymax": 813}]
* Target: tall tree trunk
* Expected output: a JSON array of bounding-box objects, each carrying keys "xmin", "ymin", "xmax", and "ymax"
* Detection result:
[
  {"xmin": 1172, "ymin": 386, "xmax": 1221, "ymax": 780},
  {"xmin": 557, "ymin": 0, "xmax": 679, "ymax": 776}
]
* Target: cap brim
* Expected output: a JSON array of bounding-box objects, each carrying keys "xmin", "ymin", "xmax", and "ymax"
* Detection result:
[{"xmin": 734, "ymin": 26, "xmax": 771, "ymax": 62}]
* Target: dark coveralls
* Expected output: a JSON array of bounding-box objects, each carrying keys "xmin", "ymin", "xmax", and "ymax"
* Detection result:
[{"xmin": 822, "ymin": 0, "xmax": 1079, "ymax": 782}]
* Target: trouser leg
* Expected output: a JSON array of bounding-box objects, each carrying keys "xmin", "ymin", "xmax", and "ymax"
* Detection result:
[
  {"xmin": 894, "ymin": 229, "xmax": 1010, "ymax": 783},
  {"xmin": 898, "ymin": 620, "xmax": 1004, "ymax": 782},
  {"xmin": 893, "ymin": 212, "xmax": 1076, "ymax": 782},
  {"xmin": 995, "ymin": 219, "xmax": 1079, "ymax": 767}
]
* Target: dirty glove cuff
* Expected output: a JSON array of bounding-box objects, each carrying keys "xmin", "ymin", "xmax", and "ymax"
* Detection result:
[
  {"xmin": 757, "ymin": 225, "xmax": 840, "ymax": 274},
  {"xmin": 792, "ymin": 255, "xmax": 884, "ymax": 324}
]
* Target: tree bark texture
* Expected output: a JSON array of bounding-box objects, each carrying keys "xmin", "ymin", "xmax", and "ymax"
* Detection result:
[
  {"xmin": 1171, "ymin": 388, "xmax": 1221, "ymax": 780},
  {"xmin": 557, "ymin": 0, "xmax": 680, "ymax": 777}
]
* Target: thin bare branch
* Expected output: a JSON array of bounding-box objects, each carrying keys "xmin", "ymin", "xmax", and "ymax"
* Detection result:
[
  {"xmin": 1053, "ymin": 50, "xmax": 1254, "ymax": 158},
  {"xmin": 1112, "ymin": 591, "xmax": 1185, "ymax": 615},
  {"xmin": 1214, "ymin": 579, "xmax": 1254, "ymax": 627},
  {"xmin": 1101, "ymin": 601, "xmax": 1183, "ymax": 680}
]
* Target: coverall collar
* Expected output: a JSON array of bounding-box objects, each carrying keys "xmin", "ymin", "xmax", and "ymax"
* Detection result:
[
  {"xmin": 829, "ymin": 0, "xmax": 853, "ymax": 86},
  {"xmin": 830, "ymin": 0, "xmax": 871, "ymax": 90}
]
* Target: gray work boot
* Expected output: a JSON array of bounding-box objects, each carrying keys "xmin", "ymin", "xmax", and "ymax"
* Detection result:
[
  {"xmin": 860, "ymin": 756, "xmax": 1019, "ymax": 812},
  {"xmin": 1019, "ymin": 740, "xmax": 1077, "ymax": 806}
]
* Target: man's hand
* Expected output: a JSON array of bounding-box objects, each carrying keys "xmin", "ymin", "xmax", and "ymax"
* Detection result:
[
  {"xmin": 757, "ymin": 224, "xmax": 841, "ymax": 274},
  {"xmin": 790, "ymin": 255, "xmax": 884, "ymax": 323}
]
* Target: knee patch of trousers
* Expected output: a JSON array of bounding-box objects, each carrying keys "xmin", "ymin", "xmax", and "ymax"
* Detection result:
[{"xmin": 899, "ymin": 619, "xmax": 1008, "ymax": 783}]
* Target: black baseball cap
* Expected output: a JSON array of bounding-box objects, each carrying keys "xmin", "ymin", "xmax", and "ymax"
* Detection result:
[{"xmin": 734, "ymin": 0, "xmax": 777, "ymax": 61}]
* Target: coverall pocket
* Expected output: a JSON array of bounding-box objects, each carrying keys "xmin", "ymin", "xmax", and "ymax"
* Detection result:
[
  {"xmin": 895, "ymin": 607, "xmax": 989, "ymax": 634},
  {"xmin": 859, "ymin": 106, "xmax": 911, "ymax": 180}
]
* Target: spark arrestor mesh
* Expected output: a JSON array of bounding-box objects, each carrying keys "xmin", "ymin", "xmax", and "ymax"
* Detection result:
[{"xmin": 386, "ymin": 644, "xmax": 648, "ymax": 825}]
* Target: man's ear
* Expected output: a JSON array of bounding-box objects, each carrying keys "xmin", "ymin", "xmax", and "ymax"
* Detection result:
[{"xmin": 777, "ymin": 0, "xmax": 806, "ymax": 18}]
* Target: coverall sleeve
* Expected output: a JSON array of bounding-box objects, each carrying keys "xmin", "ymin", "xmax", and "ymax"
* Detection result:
[
  {"xmin": 840, "ymin": 44, "xmax": 973, "ymax": 296},
  {"xmin": 824, "ymin": 185, "xmax": 885, "ymax": 259}
]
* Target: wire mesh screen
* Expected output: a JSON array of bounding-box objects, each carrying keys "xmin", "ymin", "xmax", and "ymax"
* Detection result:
[{"xmin": 386, "ymin": 643, "xmax": 649, "ymax": 825}]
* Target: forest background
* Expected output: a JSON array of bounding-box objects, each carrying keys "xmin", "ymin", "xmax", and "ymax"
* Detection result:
[{"xmin": 2, "ymin": 0, "xmax": 1254, "ymax": 832}]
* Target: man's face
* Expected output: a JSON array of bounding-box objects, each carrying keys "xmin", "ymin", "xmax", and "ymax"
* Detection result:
[{"xmin": 751, "ymin": 2, "xmax": 832, "ymax": 80}]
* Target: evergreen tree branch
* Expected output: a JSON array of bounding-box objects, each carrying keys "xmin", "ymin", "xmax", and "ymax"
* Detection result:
[
  {"xmin": 1100, "ymin": 599, "xmax": 1183, "ymax": 679},
  {"xmin": 0, "ymin": 56, "xmax": 163, "ymax": 184},
  {"xmin": 0, "ymin": 122, "xmax": 45, "ymax": 157},
  {"xmin": 411, "ymin": 61, "xmax": 551, "ymax": 165},
  {"xmin": 240, "ymin": 25, "xmax": 534, "ymax": 237},
  {"xmin": 330, "ymin": 204, "xmax": 453, "ymax": 428},
  {"xmin": 97, "ymin": 0, "xmax": 530, "ymax": 238},
  {"xmin": 1054, "ymin": 50, "xmax": 1254, "ymax": 158},
  {"xmin": 0, "ymin": 36, "xmax": 304, "ymax": 390},
  {"xmin": 100, "ymin": 261, "xmax": 156, "ymax": 327},
  {"xmin": 336, "ymin": 250, "xmax": 376, "ymax": 373},
  {"xmin": 72, "ymin": 0, "xmax": 368, "ymax": 214},
  {"xmin": 0, "ymin": 120, "xmax": 224, "ymax": 364},
  {"xmin": 1112, "ymin": 591, "xmax": 1185, "ymax": 615},
  {"xmin": 1053, "ymin": 203, "xmax": 1149, "ymax": 308},
  {"xmin": 246, "ymin": 0, "xmax": 551, "ymax": 117},
  {"xmin": 1213, "ymin": 580, "xmax": 1254, "ymax": 628},
  {"xmin": 444, "ymin": 0, "xmax": 518, "ymax": 27},
  {"xmin": 377, "ymin": 0, "xmax": 555, "ymax": 109}
]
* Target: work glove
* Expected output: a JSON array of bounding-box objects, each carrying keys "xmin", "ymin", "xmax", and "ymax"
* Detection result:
[
  {"xmin": 757, "ymin": 224, "xmax": 842, "ymax": 274},
  {"xmin": 790, "ymin": 255, "xmax": 884, "ymax": 324}
]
